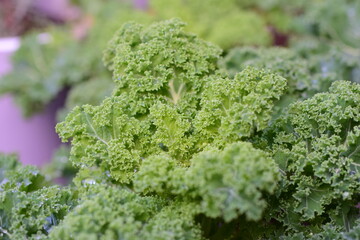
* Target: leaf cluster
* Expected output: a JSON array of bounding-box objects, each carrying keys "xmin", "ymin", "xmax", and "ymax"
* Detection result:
[
  {"xmin": 55, "ymin": 19, "xmax": 360, "ymax": 239},
  {"xmin": 2, "ymin": 14, "xmax": 360, "ymax": 239}
]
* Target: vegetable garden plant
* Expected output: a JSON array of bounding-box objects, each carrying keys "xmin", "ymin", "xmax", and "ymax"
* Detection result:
[{"xmin": 1, "ymin": 19, "xmax": 360, "ymax": 239}]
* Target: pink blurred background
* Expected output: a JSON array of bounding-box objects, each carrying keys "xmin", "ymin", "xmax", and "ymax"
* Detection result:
[{"xmin": 0, "ymin": 37, "xmax": 62, "ymax": 166}]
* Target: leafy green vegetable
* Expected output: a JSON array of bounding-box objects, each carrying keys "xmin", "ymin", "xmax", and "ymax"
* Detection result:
[
  {"xmin": 2, "ymin": 9, "xmax": 360, "ymax": 238},
  {"xmin": 134, "ymin": 142, "xmax": 279, "ymax": 222},
  {"xmin": 0, "ymin": 0, "xmax": 277, "ymax": 118},
  {"xmin": 219, "ymin": 46, "xmax": 337, "ymax": 120},
  {"xmin": 0, "ymin": 154, "xmax": 77, "ymax": 240},
  {"xmin": 260, "ymin": 81, "xmax": 360, "ymax": 237},
  {"xmin": 58, "ymin": 19, "xmax": 285, "ymax": 185},
  {"xmin": 55, "ymin": 18, "xmax": 360, "ymax": 239},
  {"xmin": 54, "ymin": 19, "xmax": 284, "ymax": 238},
  {"xmin": 49, "ymin": 184, "xmax": 202, "ymax": 240},
  {"xmin": 220, "ymin": 47, "xmax": 312, "ymax": 93}
]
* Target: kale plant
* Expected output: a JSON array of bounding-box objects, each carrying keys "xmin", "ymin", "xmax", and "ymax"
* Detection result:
[{"xmin": 2, "ymin": 18, "xmax": 360, "ymax": 239}]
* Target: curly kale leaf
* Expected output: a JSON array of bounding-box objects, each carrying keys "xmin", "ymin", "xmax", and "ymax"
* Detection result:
[
  {"xmin": 103, "ymin": 18, "xmax": 222, "ymax": 115},
  {"xmin": 279, "ymin": 220, "xmax": 360, "ymax": 239},
  {"xmin": 194, "ymin": 67, "xmax": 286, "ymax": 144},
  {"xmin": 135, "ymin": 142, "xmax": 279, "ymax": 222},
  {"xmin": 56, "ymin": 98, "xmax": 152, "ymax": 183},
  {"xmin": 139, "ymin": 202, "xmax": 203, "ymax": 240},
  {"xmin": 58, "ymin": 19, "xmax": 222, "ymax": 183},
  {"xmin": 220, "ymin": 47, "xmax": 312, "ymax": 93},
  {"xmin": 1, "ymin": 186, "xmax": 76, "ymax": 240},
  {"xmin": 58, "ymin": 20, "xmax": 286, "ymax": 185},
  {"xmin": 49, "ymin": 185, "xmax": 202, "ymax": 240},
  {"xmin": 1, "ymin": 164, "xmax": 48, "ymax": 193},
  {"xmin": 185, "ymin": 142, "xmax": 279, "ymax": 222},
  {"xmin": 219, "ymin": 46, "xmax": 336, "ymax": 120},
  {"xmin": 0, "ymin": 154, "xmax": 19, "ymax": 181},
  {"xmin": 0, "ymin": 154, "xmax": 77, "ymax": 239},
  {"xmin": 262, "ymin": 80, "xmax": 360, "ymax": 235}
]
